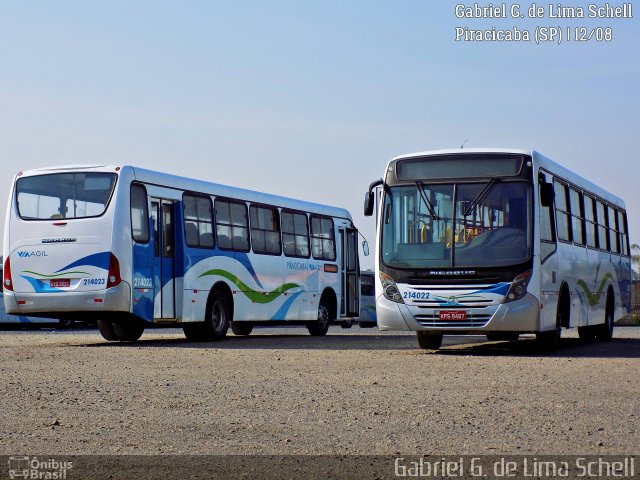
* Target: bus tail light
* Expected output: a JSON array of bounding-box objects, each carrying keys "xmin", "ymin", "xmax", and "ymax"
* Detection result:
[
  {"xmin": 107, "ymin": 253, "xmax": 121, "ymax": 288},
  {"xmin": 503, "ymin": 270, "xmax": 532, "ymax": 304},
  {"xmin": 3, "ymin": 256, "xmax": 13, "ymax": 291},
  {"xmin": 380, "ymin": 272, "xmax": 404, "ymax": 304}
]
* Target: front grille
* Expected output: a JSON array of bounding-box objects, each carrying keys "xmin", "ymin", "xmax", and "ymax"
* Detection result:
[{"xmin": 413, "ymin": 298, "xmax": 494, "ymax": 308}]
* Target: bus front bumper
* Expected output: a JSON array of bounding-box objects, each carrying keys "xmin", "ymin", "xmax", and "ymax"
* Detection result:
[
  {"xmin": 376, "ymin": 293, "xmax": 540, "ymax": 333},
  {"xmin": 3, "ymin": 282, "xmax": 131, "ymax": 316}
]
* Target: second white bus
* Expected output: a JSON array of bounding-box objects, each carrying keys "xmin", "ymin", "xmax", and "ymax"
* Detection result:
[
  {"xmin": 364, "ymin": 148, "xmax": 632, "ymax": 349},
  {"xmin": 4, "ymin": 165, "xmax": 362, "ymax": 341}
]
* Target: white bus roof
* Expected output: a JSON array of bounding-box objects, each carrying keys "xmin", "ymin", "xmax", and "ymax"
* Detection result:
[
  {"xmin": 387, "ymin": 148, "xmax": 626, "ymax": 209},
  {"xmin": 16, "ymin": 164, "xmax": 354, "ymax": 222}
]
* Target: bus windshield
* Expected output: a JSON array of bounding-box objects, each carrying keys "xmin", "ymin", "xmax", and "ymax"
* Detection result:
[
  {"xmin": 16, "ymin": 172, "xmax": 117, "ymax": 220},
  {"xmin": 381, "ymin": 181, "xmax": 532, "ymax": 269}
]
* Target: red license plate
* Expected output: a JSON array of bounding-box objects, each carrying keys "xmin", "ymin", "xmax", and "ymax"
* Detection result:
[
  {"xmin": 439, "ymin": 310, "xmax": 467, "ymax": 321},
  {"xmin": 50, "ymin": 279, "xmax": 70, "ymax": 288}
]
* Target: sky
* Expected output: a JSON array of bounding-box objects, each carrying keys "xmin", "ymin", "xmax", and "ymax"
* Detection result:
[{"xmin": 0, "ymin": 1, "xmax": 638, "ymax": 269}]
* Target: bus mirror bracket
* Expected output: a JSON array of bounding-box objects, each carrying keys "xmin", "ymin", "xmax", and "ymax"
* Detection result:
[{"xmin": 364, "ymin": 179, "xmax": 384, "ymax": 216}]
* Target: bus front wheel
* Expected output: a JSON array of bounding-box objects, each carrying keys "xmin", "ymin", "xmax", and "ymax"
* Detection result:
[
  {"xmin": 307, "ymin": 299, "xmax": 331, "ymax": 336},
  {"xmin": 416, "ymin": 332, "xmax": 443, "ymax": 350},
  {"xmin": 595, "ymin": 294, "xmax": 614, "ymax": 342}
]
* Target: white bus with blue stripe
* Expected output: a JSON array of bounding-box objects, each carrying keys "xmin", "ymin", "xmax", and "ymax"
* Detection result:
[
  {"xmin": 4, "ymin": 165, "xmax": 362, "ymax": 341},
  {"xmin": 364, "ymin": 148, "xmax": 632, "ymax": 350}
]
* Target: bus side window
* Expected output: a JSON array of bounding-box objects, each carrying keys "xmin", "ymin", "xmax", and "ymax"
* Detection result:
[
  {"xmin": 215, "ymin": 199, "xmax": 250, "ymax": 252},
  {"xmin": 608, "ymin": 206, "xmax": 620, "ymax": 254},
  {"xmin": 569, "ymin": 188, "xmax": 585, "ymax": 246},
  {"xmin": 282, "ymin": 211, "xmax": 310, "ymax": 258},
  {"xmin": 539, "ymin": 176, "xmax": 556, "ymax": 261},
  {"xmin": 553, "ymin": 180, "xmax": 571, "ymax": 243},
  {"xmin": 595, "ymin": 200, "xmax": 609, "ymax": 251},
  {"xmin": 130, "ymin": 183, "xmax": 150, "ymax": 243},
  {"xmin": 584, "ymin": 196, "xmax": 597, "ymax": 249},
  {"xmin": 618, "ymin": 210, "xmax": 629, "ymax": 256},
  {"xmin": 310, "ymin": 216, "xmax": 336, "ymax": 261},
  {"xmin": 183, "ymin": 193, "xmax": 214, "ymax": 249}
]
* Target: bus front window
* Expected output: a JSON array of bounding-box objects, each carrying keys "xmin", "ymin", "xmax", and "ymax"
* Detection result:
[{"xmin": 381, "ymin": 182, "xmax": 532, "ymax": 269}]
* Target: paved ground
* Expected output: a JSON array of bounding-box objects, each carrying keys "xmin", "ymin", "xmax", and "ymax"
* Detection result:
[{"xmin": 0, "ymin": 326, "xmax": 638, "ymax": 457}]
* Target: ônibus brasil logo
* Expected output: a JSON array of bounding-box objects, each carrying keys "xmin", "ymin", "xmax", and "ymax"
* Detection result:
[{"xmin": 8, "ymin": 456, "xmax": 73, "ymax": 479}]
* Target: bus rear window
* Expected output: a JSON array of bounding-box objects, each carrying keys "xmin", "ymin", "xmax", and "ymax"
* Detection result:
[{"xmin": 16, "ymin": 173, "xmax": 117, "ymax": 220}]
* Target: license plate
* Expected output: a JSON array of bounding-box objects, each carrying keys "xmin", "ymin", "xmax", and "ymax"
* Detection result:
[
  {"xmin": 439, "ymin": 310, "xmax": 466, "ymax": 321},
  {"xmin": 50, "ymin": 279, "xmax": 70, "ymax": 288}
]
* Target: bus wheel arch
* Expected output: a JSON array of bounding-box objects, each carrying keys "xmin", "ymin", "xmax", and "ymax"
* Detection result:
[{"xmin": 183, "ymin": 282, "xmax": 233, "ymax": 342}]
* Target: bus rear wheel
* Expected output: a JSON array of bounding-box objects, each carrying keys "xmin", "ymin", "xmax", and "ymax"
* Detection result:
[
  {"xmin": 307, "ymin": 300, "xmax": 331, "ymax": 336},
  {"xmin": 595, "ymin": 294, "xmax": 614, "ymax": 342},
  {"xmin": 578, "ymin": 326, "xmax": 596, "ymax": 341},
  {"xmin": 98, "ymin": 319, "xmax": 118, "ymax": 341},
  {"xmin": 416, "ymin": 332, "xmax": 443, "ymax": 350},
  {"xmin": 112, "ymin": 319, "xmax": 145, "ymax": 342},
  {"xmin": 231, "ymin": 321, "xmax": 253, "ymax": 336},
  {"xmin": 98, "ymin": 319, "xmax": 144, "ymax": 342}
]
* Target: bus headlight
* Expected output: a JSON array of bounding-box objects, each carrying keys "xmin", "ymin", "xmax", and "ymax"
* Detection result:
[
  {"xmin": 380, "ymin": 272, "xmax": 404, "ymax": 304},
  {"xmin": 503, "ymin": 270, "xmax": 532, "ymax": 304}
]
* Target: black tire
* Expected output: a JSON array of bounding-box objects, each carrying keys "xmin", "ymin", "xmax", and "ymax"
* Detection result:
[
  {"xmin": 537, "ymin": 290, "xmax": 567, "ymax": 350},
  {"xmin": 98, "ymin": 319, "xmax": 118, "ymax": 341},
  {"xmin": 112, "ymin": 319, "xmax": 145, "ymax": 342},
  {"xmin": 536, "ymin": 318, "xmax": 561, "ymax": 350},
  {"xmin": 231, "ymin": 321, "xmax": 253, "ymax": 336},
  {"xmin": 416, "ymin": 331, "xmax": 443, "ymax": 350},
  {"xmin": 486, "ymin": 333, "xmax": 519, "ymax": 341},
  {"xmin": 183, "ymin": 322, "xmax": 206, "ymax": 341},
  {"xmin": 595, "ymin": 295, "xmax": 614, "ymax": 342},
  {"xmin": 186, "ymin": 291, "xmax": 231, "ymax": 341},
  {"xmin": 307, "ymin": 299, "xmax": 331, "ymax": 336},
  {"xmin": 578, "ymin": 325, "xmax": 596, "ymax": 342}
]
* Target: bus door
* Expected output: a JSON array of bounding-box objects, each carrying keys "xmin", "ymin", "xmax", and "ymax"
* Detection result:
[
  {"xmin": 151, "ymin": 199, "xmax": 176, "ymax": 319},
  {"xmin": 339, "ymin": 228, "xmax": 360, "ymax": 317}
]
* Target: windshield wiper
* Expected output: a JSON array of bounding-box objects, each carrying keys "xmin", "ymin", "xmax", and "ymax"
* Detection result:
[
  {"xmin": 463, "ymin": 177, "xmax": 502, "ymax": 217},
  {"xmin": 415, "ymin": 181, "xmax": 440, "ymax": 220}
]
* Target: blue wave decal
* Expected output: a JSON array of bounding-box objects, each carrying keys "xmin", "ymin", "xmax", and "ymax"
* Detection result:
[
  {"xmin": 476, "ymin": 283, "xmax": 510, "ymax": 296},
  {"xmin": 21, "ymin": 276, "xmax": 64, "ymax": 293},
  {"xmin": 429, "ymin": 283, "xmax": 511, "ymax": 307},
  {"xmin": 271, "ymin": 293, "xmax": 301, "ymax": 320},
  {"xmin": 55, "ymin": 252, "xmax": 111, "ymax": 273}
]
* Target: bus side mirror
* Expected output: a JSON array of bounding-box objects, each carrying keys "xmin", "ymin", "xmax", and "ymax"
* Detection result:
[
  {"xmin": 364, "ymin": 191, "xmax": 374, "ymax": 217},
  {"xmin": 540, "ymin": 182, "xmax": 555, "ymax": 207},
  {"xmin": 362, "ymin": 240, "xmax": 370, "ymax": 256}
]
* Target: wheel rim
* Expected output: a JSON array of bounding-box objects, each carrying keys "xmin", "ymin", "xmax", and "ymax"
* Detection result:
[
  {"xmin": 318, "ymin": 304, "xmax": 329, "ymax": 327},
  {"xmin": 211, "ymin": 301, "xmax": 226, "ymax": 332}
]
